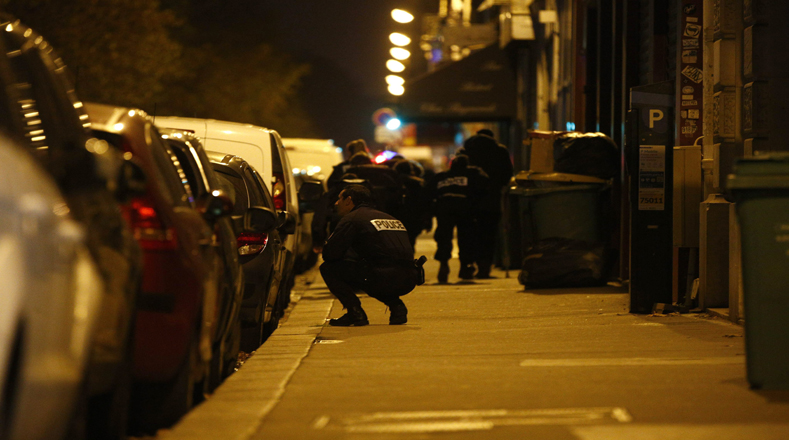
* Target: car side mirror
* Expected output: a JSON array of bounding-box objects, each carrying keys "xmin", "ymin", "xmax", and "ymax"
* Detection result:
[
  {"xmin": 197, "ymin": 189, "xmax": 233, "ymax": 222},
  {"xmin": 244, "ymin": 206, "xmax": 277, "ymax": 233},
  {"xmin": 115, "ymin": 159, "xmax": 147, "ymax": 202},
  {"xmin": 277, "ymin": 210, "xmax": 297, "ymax": 235},
  {"xmin": 298, "ymin": 180, "xmax": 324, "ymax": 202},
  {"xmin": 298, "ymin": 180, "xmax": 325, "ymax": 213}
]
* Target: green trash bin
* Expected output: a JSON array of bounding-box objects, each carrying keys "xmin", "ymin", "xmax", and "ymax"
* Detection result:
[
  {"xmin": 728, "ymin": 154, "xmax": 789, "ymax": 390},
  {"xmin": 506, "ymin": 172, "xmax": 612, "ymax": 266}
]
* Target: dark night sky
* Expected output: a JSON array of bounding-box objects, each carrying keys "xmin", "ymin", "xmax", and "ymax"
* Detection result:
[{"xmin": 178, "ymin": 0, "xmax": 431, "ymax": 148}]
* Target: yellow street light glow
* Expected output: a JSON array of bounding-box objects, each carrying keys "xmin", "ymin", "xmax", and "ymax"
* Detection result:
[
  {"xmin": 390, "ymin": 47, "xmax": 411, "ymax": 60},
  {"xmin": 386, "ymin": 59, "xmax": 406, "ymax": 72},
  {"xmin": 391, "ymin": 9, "xmax": 414, "ymax": 23},
  {"xmin": 388, "ymin": 84, "xmax": 405, "ymax": 96},
  {"xmin": 389, "ymin": 32, "xmax": 411, "ymax": 46},
  {"xmin": 386, "ymin": 75, "xmax": 405, "ymax": 86}
]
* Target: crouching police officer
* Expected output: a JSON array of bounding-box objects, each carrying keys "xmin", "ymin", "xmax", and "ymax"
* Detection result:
[{"xmin": 317, "ymin": 184, "xmax": 425, "ymax": 326}]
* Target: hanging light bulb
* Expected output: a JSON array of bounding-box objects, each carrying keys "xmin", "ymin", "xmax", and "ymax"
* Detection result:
[
  {"xmin": 390, "ymin": 47, "xmax": 411, "ymax": 60},
  {"xmin": 388, "ymin": 84, "xmax": 405, "ymax": 96},
  {"xmin": 386, "ymin": 75, "xmax": 405, "ymax": 86},
  {"xmin": 386, "ymin": 59, "xmax": 406, "ymax": 72},
  {"xmin": 389, "ymin": 32, "xmax": 411, "ymax": 46},
  {"xmin": 391, "ymin": 9, "xmax": 414, "ymax": 23}
]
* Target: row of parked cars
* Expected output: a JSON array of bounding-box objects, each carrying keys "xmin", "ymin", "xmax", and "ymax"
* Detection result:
[{"xmin": 0, "ymin": 13, "xmax": 327, "ymax": 440}]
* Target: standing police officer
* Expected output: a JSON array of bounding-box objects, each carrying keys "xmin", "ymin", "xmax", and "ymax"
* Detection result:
[
  {"xmin": 326, "ymin": 139, "xmax": 371, "ymax": 190},
  {"xmin": 462, "ymin": 129, "xmax": 513, "ymax": 278},
  {"xmin": 318, "ymin": 185, "xmax": 423, "ymax": 326},
  {"xmin": 393, "ymin": 159, "xmax": 430, "ymax": 249},
  {"xmin": 428, "ymin": 154, "xmax": 489, "ymax": 282}
]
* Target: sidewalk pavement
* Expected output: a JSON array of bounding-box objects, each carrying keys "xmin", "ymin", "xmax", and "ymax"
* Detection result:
[{"xmin": 156, "ymin": 237, "xmax": 789, "ymax": 440}]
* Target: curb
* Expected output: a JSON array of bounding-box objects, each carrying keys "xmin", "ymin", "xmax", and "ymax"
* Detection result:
[{"xmin": 157, "ymin": 277, "xmax": 333, "ymax": 440}]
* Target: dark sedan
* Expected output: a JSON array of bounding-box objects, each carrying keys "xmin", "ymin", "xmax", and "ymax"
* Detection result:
[{"xmin": 208, "ymin": 152, "xmax": 290, "ymax": 350}]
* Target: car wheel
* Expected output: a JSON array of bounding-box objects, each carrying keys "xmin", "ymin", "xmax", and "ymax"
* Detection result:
[
  {"xmin": 129, "ymin": 335, "xmax": 199, "ymax": 435},
  {"xmin": 240, "ymin": 322, "xmax": 263, "ymax": 353},
  {"xmin": 64, "ymin": 380, "xmax": 88, "ymax": 440},
  {"xmin": 262, "ymin": 313, "xmax": 279, "ymax": 337},
  {"xmin": 87, "ymin": 357, "xmax": 131, "ymax": 440},
  {"xmin": 221, "ymin": 319, "xmax": 242, "ymax": 379},
  {"xmin": 2, "ymin": 325, "xmax": 24, "ymax": 439},
  {"xmin": 276, "ymin": 274, "xmax": 295, "ymax": 320}
]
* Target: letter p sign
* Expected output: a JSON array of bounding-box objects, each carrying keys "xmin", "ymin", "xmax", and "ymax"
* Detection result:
[{"xmin": 649, "ymin": 109, "xmax": 664, "ymax": 128}]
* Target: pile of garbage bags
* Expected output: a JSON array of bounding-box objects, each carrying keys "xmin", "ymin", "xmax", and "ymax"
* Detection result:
[
  {"xmin": 553, "ymin": 132, "xmax": 619, "ymax": 180},
  {"xmin": 517, "ymin": 132, "xmax": 618, "ymax": 289},
  {"xmin": 518, "ymin": 238, "xmax": 613, "ymax": 288}
]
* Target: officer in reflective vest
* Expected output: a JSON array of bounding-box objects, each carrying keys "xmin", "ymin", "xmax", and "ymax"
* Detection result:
[{"xmin": 317, "ymin": 184, "xmax": 423, "ymax": 326}]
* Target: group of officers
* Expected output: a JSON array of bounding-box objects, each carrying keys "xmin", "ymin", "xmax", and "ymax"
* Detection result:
[{"xmin": 311, "ymin": 129, "xmax": 513, "ymax": 326}]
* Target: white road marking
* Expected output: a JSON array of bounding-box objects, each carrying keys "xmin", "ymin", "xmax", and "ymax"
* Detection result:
[
  {"xmin": 313, "ymin": 339, "xmax": 344, "ymax": 344},
  {"xmin": 311, "ymin": 415, "xmax": 330, "ymax": 429},
  {"xmin": 314, "ymin": 407, "xmax": 632, "ymax": 433},
  {"xmin": 520, "ymin": 357, "xmax": 743, "ymax": 367},
  {"xmin": 573, "ymin": 423, "xmax": 789, "ymax": 440},
  {"xmin": 348, "ymin": 421, "xmax": 494, "ymax": 433}
]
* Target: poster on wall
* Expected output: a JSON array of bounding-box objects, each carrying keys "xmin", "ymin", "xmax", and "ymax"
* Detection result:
[{"xmin": 677, "ymin": 0, "xmax": 703, "ymax": 145}]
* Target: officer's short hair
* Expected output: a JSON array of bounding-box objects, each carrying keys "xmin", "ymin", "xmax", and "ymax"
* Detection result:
[
  {"xmin": 451, "ymin": 154, "xmax": 469, "ymax": 170},
  {"xmin": 349, "ymin": 151, "xmax": 373, "ymax": 165},
  {"xmin": 346, "ymin": 139, "xmax": 369, "ymax": 155},
  {"xmin": 340, "ymin": 184, "xmax": 373, "ymax": 206}
]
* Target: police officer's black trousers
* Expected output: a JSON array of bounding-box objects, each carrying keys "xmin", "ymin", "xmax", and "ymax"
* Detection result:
[
  {"xmin": 433, "ymin": 213, "xmax": 476, "ymax": 265},
  {"xmin": 320, "ymin": 260, "xmax": 412, "ymax": 310},
  {"xmin": 475, "ymin": 209, "xmax": 501, "ymax": 274}
]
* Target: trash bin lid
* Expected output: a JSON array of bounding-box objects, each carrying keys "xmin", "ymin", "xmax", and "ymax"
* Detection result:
[
  {"xmin": 727, "ymin": 153, "xmax": 789, "ymax": 190},
  {"xmin": 515, "ymin": 171, "xmax": 609, "ymax": 184}
]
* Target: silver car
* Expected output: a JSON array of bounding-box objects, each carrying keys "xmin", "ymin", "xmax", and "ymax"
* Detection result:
[{"xmin": 0, "ymin": 140, "xmax": 104, "ymax": 440}]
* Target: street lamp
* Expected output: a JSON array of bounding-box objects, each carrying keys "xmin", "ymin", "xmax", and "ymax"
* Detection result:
[
  {"xmin": 391, "ymin": 9, "xmax": 414, "ymax": 23},
  {"xmin": 390, "ymin": 47, "xmax": 411, "ymax": 60},
  {"xmin": 389, "ymin": 32, "xmax": 411, "ymax": 46},
  {"xmin": 386, "ymin": 74, "xmax": 405, "ymax": 86},
  {"xmin": 387, "ymin": 84, "xmax": 405, "ymax": 96},
  {"xmin": 386, "ymin": 59, "xmax": 405, "ymax": 73}
]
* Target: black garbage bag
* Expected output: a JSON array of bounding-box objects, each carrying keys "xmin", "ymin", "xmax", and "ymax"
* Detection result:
[
  {"xmin": 553, "ymin": 132, "xmax": 619, "ymax": 180},
  {"xmin": 518, "ymin": 237, "xmax": 611, "ymax": 288}
]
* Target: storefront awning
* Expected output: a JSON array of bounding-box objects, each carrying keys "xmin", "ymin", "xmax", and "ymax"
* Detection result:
[{"xmin": 399, "ymin": 44, "xmax": 517, "ymax": 122}]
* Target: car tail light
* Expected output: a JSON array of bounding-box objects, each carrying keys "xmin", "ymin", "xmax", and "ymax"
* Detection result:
[
  {"xmin": 124, "ymin": 197, "xmax": 178, "ymax": 250},
  {"xmin": 237, "ymin": 232, "xmax": 268, "ymax": 256},
  {"xmin": 272, "ymin": 172, "xmax": 286, "ymax": 210}
]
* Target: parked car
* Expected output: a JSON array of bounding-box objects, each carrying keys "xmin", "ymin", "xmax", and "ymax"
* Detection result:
[
  {"xmin": 282, "ymin": 138, "xmax": 339, "ymax": 272},
  {"xmin": 85, "ymin": 104, "xmax": 240, "ymax": 433},
  {"xmin": 207, "ymin": 152, "xmax": 287, "ymax": 350},
  {"xmin": 0, "ymin": 138, "xmax": 104, "ymax": 440},
  {"xmin": 0, "ymin": 14, "xmax": 143, "ymax": 440},
  {"xmin": 159, "ymin": 128, "xmax": 252, "ymax": 365},
  {"xmin": 153, "ymin": 117, "xmax": 301, "ymax": 304}
]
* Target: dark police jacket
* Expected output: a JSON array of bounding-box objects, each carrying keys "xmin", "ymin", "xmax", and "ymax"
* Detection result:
[
  {"xmin": 428, "ymin": 166, "xmax": 489, "ymax": 215},
  {"xmin": 323, "ymin": 204, "xmax": 414, "ymax": 266}
]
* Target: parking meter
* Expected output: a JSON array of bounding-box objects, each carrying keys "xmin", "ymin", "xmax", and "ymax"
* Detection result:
[{"xmin": 626, "ymin": 81, "xmax": 674, "ymax": 313}]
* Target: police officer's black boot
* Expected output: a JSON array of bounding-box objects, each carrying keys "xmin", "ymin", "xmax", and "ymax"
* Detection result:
[
  {"xmin": 437, "ymin": 260, "xmax": 449, "ymax": 283},
  {"xmin": 458, "ymin": 263, "xmax": 476, "ymax": 280},
  {"xmin": 388, "ymin": 299, "xmax": 408, "ymax": 325},
  {"xmin": 329, "ymin": 306, "xmax": 369, "ymax": 326}
]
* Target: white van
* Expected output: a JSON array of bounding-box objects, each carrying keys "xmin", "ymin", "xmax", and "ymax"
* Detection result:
[
  {"xmin": 282, "ymin": 138, "xmax": 344, "ymax": 185},
  {"xmin": 153, "ymin": 117, "xmax": 302, "ymax": 283}
]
